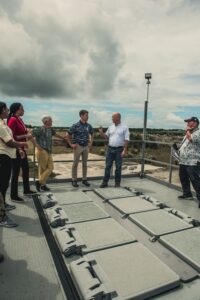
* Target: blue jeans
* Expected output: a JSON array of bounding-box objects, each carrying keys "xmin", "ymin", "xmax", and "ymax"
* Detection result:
[{"xmin": 103, "ymin": 147, "xmax": 123, "ymax": 183}]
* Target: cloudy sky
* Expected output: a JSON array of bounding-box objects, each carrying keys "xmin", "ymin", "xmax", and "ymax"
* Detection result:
[{"xmin": 0, "ymin": 0, "xmax": 200, "ymax": 128}]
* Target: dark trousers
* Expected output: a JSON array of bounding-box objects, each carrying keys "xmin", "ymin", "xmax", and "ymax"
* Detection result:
[
  {"xmin": 179, "ymin": 164, "xmax": 200, "ymax": 200},
  {"xmin": 0, "ymin": 154, "xmax": 12, "ymax": 203},
  {"xmin": 103, "ymin": 147, "xmax": 123, "ymax": 183},
  {"xmin": 11, "ymin": 151, "xmax": 30, "ymax": 197}
]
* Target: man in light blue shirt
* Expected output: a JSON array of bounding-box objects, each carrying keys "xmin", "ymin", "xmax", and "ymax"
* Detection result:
[
  {"xmin": 178, "ymin": 116, "xmax": 200, "ymax": 208},
  {"xmin": 98, "ymin": 112, "xmax": 129, "ymax": 188}
]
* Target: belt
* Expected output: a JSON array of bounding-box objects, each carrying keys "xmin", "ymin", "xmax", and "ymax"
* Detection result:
[
  {"xmin": 78, "ymin": 144, "xmax": 87, "ymax": 147},
  {"xmin": 109, "ymin": 146, "xmax": 123, "ymax": 149}
]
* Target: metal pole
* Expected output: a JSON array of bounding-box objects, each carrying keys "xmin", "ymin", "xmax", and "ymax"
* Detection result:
[
  {"xmin": 33, "ymin": 145, "xmax": 36, "ymax": 182},
  {"xmin": 140, "ymin": 75, "xmax": 151, "ymax": 178}
]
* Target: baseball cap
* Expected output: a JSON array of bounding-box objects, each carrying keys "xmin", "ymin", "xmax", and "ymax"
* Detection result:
[{"xmin": 184, "ymin": 116, "xmax": 199, "ymax": 125}]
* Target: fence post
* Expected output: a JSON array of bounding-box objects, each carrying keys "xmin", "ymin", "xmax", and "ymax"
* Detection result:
[
  {"xmin": 33, "ymin": 145, "xmax": 36, "ymax": 182},
  {"xmin": 168, "ymin": 145, "xmax": 173, "ymax": 184}
]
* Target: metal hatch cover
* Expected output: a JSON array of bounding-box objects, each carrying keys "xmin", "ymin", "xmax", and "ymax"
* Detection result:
[
  {"xmin": 62, "ymin": 202, "xmax": 110, "ymax": 224},
  {"xmin": 45, "ymin": 205, "xmax": 68, "ymax": 227},
  {"xmin": 109, "ymin": 196, "xmax": 159, "ymax": 215},
  {"xmin": 39, "ymin": 193, "xmax": 57, "ymax": 206},
  {"xmin": 52, "ymin": 190, "xmax": 93, "ymax": 205},
  {"xmin": 71, "ymin": 218, "xmax": 137, "ymax": 254},
  {"xmin": 129, "ymin": 209, "xmax": 193, "ymax": 237},
  {"xmin": 94, "ymin": 187, "xmax": 134, "ymax": 200},
  {"xmin": 70, "ymin": 243, "xmax": 180, "ymax": 300},
  {"xmin": 160, "ymin": 228, "xmax": 200, "ymax": 272},
  {"xmin": 54, "ymin": 218, "xmax": 136, "ymax": 256}
]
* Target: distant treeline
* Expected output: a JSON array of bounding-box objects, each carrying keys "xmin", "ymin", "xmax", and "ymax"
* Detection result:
[{"xmin": 26, "ymin": 124, "xmax": 184, "ymax": 136}]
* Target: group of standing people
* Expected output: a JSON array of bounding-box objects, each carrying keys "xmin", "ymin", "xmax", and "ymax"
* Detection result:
[
  {"xmin": 68, "ymin": 110, "xmax": 200, "ymax": 210},
  {"xmin": 66, "ymin": 110, "xmax": 130, "ymax": 188},
  {"xmin": 0, "ymin": 104, "xmax": 130, "ymax": 229}
]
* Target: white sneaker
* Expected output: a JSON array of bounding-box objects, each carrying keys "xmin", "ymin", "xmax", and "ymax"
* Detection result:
[{"xmin": 0, "ymin": 215, "xmax": 18, "ymax": 228}]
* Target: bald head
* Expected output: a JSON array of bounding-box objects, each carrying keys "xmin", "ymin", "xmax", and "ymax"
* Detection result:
[{"xmin": 112, "ymin": 112, "xmax": 121, "ymax": 125}]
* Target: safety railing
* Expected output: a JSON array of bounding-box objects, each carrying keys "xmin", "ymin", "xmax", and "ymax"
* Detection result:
[
  {"xmin": 29, "ymin": 137, "xmax": 179, "ymax": 187},
  {"xmin": 140, "ymin": 139, "xmax": 179, "ymax": 186}
]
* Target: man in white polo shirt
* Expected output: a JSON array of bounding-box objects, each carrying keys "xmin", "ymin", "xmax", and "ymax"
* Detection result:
[{"xmin": 98, "ymin": 112, "xmax": 130, "ymax": 187}]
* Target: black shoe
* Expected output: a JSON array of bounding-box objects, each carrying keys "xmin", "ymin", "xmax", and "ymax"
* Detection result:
[
  {"xmin": 198, "ymin": 202, "xmax": 200, "ymax": 208},
  {"xmin": 82, "ymin": 180, "xmax": 90, "ymax": 187},
  {"xmin": 41, "ymin": 185, "xmax": 51, "ymax": 192},
  {"xmin": 11, "ymin": 196, "xmax": 25, "ymax": 203},
  {"xmin": 5, "ymin": 203, "xmax": 16, "ymax": 211},
  {"xmin": 178, "ymin": 194, "xmax": 193, "ymax": 200},
  {"xmin": 0, "ymin": 254, "xmax": 4, "ymax": 263},
  {"xmin": 72, "ymin": 180, "xmax": 79, "ymax": 187},
  {"xmin": 100, "ymin": 182, "xmax": 108, "ymax": 188},
  {"xmin": 35, "ymin": 180, "xmax": 41, "ymax": 192},
  {"xmin": 115, "ymin": 182, "xmax": 120, "ymax": 187},
  {"xmin": 24, "ymin": 190, "xmax": 37, "ymax": 195}
]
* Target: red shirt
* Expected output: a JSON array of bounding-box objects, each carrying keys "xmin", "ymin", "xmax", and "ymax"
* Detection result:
[{"xmin": 7, "ymin": 116, "xmax": 27, "ymax": 142}]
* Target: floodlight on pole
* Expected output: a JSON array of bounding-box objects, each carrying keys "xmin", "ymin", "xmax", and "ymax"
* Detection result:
[{"xmin": 141, "ymin": 73, "xmax": 152, "ymax": 178}]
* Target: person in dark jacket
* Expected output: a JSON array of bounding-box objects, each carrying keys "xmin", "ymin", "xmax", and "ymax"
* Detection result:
[{"xmin": 7, "ymin": 102, "xmax": 36, "ymax": 203}]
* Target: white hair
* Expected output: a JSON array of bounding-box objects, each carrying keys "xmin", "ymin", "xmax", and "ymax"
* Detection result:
[{"xmin": 42, "ymin": 115, "xmax": 52, "ymax": 124}]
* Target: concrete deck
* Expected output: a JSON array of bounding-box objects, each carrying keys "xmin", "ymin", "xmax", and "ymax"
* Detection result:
[{"xmin": 0, "ymin": 193, "xmax": 65, "ymax": 300}]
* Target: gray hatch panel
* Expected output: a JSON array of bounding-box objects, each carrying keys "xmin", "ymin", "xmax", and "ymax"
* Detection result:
[
  {"xmin": 62, "ymin": 202, "xmax": 110, "ymax": 224},
  {"xmin": 55, "ymin": 218, "xmax": 136, "ymax": 256},
  {"xmin": 74, "ymin": 218, "xmax": 137, "ymax": 253},
  {"xmin": 160, "ymin": 228, "xmax": 200, "ymax": 272},
  {"xmin": 94, "ymin": 187, "xmax": 133, "ymax": 200},
  {"xmin": 53, "ymin": 191, "xmax": 92, "ymax": 205},
  {"xmin": 129, "ymin": 209, "xmax": 193, "ymax": 237},
  {"xmin": 109, "ymin": 196, "xmax": 159, "ymax": 215},
  {"xmin": 70, "ymin": 243, "xmax": 180, "ymax": 300}
]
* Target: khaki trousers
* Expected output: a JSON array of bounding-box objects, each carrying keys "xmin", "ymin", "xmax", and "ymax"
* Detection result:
[
  {"xmin": 36, "ymin": 148, "xmax": 53, "ymax": 185},
  {"xmin": 72, "ymin": 145, "xmax": 89, "ymax": 180}
]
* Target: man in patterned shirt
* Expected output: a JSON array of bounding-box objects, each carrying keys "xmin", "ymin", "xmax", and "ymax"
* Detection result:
[
  {"xmin": 178, "ymin": 116, "xmax": 200, "ymax": 208},
  {"xmin": 33, "ymin": 116, "xmax": 67, "ymax": 192},
  {"xmin": 68, "ymin": 110, "xmax": 94, "ymax": 187}
]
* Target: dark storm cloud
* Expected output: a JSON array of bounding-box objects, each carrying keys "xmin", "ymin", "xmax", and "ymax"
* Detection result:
[
  {"xmin": 13, "ymin": 16, "xmax": 124, "ymax": 99},
  {"xmin": 0, "ymin": 58, "xmax": 79, "ymax": 98},
  {"xmin": 86, "ymin": 25, "xmax": 124, "ymax": 98},
  {"xmin": 0, "ymin": 11, "xmax": 123, "ymax": 99}
]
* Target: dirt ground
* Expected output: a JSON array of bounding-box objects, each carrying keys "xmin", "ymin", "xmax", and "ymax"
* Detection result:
[{"xmin": 29, "ymin": 153, "xmax": 180, "ymax": 187}]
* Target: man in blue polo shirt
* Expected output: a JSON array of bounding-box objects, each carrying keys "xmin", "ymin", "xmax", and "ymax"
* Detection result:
[{"xmin": 68, "ymin": 110, "xmax": 94, "ymax": 187}]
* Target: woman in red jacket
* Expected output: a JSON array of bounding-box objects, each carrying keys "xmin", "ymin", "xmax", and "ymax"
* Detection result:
[{"xmin": 7, "ymin": 102, "xmax": 36, "ymax": 202}]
